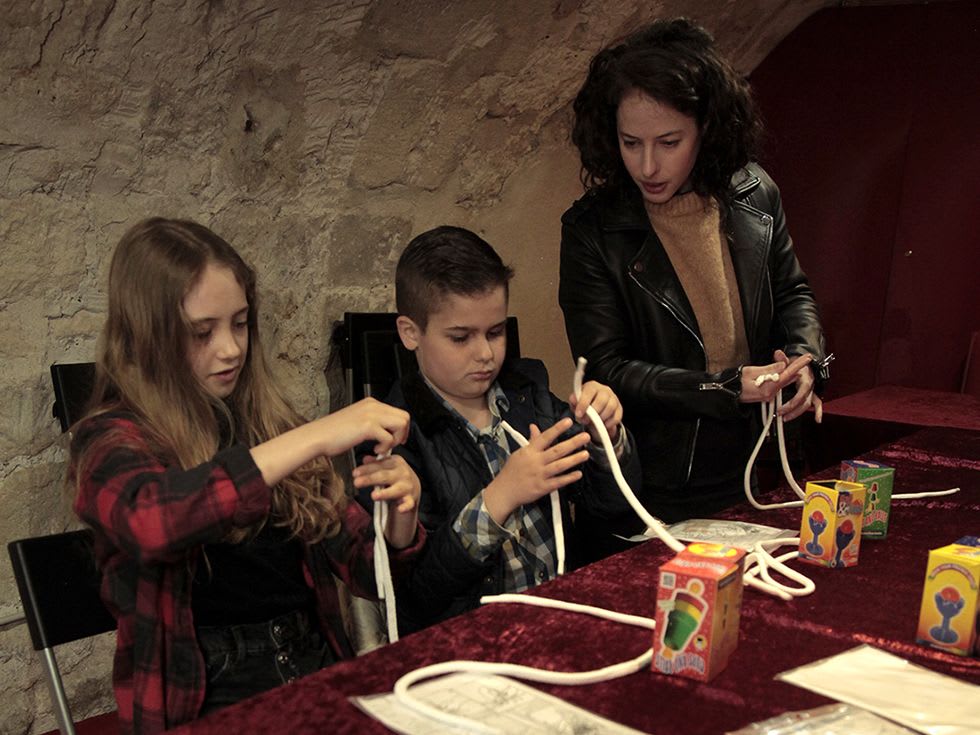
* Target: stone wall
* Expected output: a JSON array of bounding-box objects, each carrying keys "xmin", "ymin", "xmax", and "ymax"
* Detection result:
[{"xmin": 0, "ymin": 0, "xmax": 845, "ymax": 731}]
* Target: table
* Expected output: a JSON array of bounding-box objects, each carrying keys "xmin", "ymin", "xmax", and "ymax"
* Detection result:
[
  {"xmin": 823, "ymin": 385, "xmax": 980, "ymax": 431},
  {"xmin": 175, "ymin": 427, "xmax": 980, "ymax": 735},
  {"xmin": 804, "ymin": 386, "xmax": 980, "ymax": 475}
]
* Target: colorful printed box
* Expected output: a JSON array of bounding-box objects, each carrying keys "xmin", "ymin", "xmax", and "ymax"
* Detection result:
[
  {"xmin": 916, "ymin": 543, "xmax": 980, "ymax": 657},
  {"xmin": 653, "ymin": 543, "xmax": 746, "ymax": 682},
  {"xmin": 798, "ymin": 480, "xmax": 866, "ymax": 568},
  {"xmin": 841, "ymin": 460, "xmax": 894, "ymax": 539}
]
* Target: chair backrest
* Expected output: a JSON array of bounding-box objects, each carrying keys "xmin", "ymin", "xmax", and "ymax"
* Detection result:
[
  {"xmin": 8, "ymin": 529, "xmax": 115, "ymax": 650},
  {"xmin": 333, "ymin": 312, "xmax": 521, "ymax": 404},
  {"xmin": 335, "ymin": 313, "xmax": 416, "ymax": 403},
  {"xmin": 51, "ymin": 362, "xmax": 97, "ymax": 433},
  {"xmin": 8, "ymin": 530, "xmax": 115, "ymax": 734}
]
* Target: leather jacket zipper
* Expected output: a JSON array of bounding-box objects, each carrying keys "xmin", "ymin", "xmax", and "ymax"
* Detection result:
[
  {"xmin": 631, "ymin": 276, "xmax": 708, "ymax": 359},
  {"xmin": 697, "ymin": 368, "xmax": 742, "ymax": 398},
  {"xmin": 627, "ymin": 270, "xmax": 704, "ymax": 483}
]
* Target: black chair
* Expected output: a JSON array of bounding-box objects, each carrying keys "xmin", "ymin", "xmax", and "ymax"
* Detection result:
[
  {"xmin": 20, "ymin": 362, "xmax": 115, "ymax": 732},
  {"xmin": 50, "ymin": 362, "xmax": 96, "ymax": 433},
  {"xmin": 333, "ymin": 312, "xmax": 520, "ymax": 404},
  {"xmin": 333, "ymin": 313, "xmax": 417, "ymax": 404},
  {"xmin": 8, "ymin": 530, "xmax": 115, "ymax": 735}
]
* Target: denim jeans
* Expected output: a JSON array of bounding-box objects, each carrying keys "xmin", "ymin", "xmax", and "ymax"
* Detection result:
[{"xmin": 196, "ymin": 609, "xmax": 332, "ymax": 715}]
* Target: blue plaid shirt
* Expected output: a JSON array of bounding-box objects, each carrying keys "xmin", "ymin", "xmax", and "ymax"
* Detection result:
[{"xmin": 425, "ymin": 382, "xmax": 557, "ymax": 593}]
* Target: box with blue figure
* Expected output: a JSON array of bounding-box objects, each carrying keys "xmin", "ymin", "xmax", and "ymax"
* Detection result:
[
  {"xmin": 798, "ymin": 480, "xmax": 866, "ymax": 568},
  {"xmin": 916, "ymin": 542, "xmax": 980, "ymax": 657}
]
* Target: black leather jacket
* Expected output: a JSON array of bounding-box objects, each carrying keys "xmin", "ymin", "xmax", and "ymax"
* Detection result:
[
  {"xmin": 559, "ymin": 164, "xmax": 826, "ymax": 514},
  {"xmin": 356, "ymin": 358, "xmax": 639, "ymax": 633}
]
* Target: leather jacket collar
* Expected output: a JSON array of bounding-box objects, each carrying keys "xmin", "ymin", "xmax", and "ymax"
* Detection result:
[{"xmin": 592, "ymin": 169, "xmax": 770, "ymax": 356}]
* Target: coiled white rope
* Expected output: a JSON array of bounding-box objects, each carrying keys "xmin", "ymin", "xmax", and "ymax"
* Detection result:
[
  {"xmin": 742, "ymin": 539, "xmax": 814, "ymax": 600},
  {"xmin": 737, "ymin": 369, "xmax": 960, "ymax": 599},
  {"xmin": 566, "ymin": 358, "xmax": 808, "ymax": 599},
  {"xmin": 392, "ymin": 592, "xmax": 655, "ymax": 734},
  {"xmin": 372, "ymin": 450, "xmax": 399, "ymax": 643},
  {"xmin": 743, "ymin": 374, "xmax": 961, "ymax": 509}
]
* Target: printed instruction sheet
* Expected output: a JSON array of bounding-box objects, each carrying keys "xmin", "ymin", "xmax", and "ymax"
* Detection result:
[{"xmin": 352, "ymin": 672, "xmax": 649, "ymax": 734}]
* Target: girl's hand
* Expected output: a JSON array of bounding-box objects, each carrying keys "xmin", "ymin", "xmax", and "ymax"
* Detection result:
[
  {"xmin": 249, "ymin": 398, "xmax": 410, "ymax": 490},
  {"xmin": 352, "ymin": 454, "xmax": 421, "ymax": 514},
  {"xmin": 353, "ymin": 454, "xmax": 421, "ymax": 549},
  {"xmin": 314, "ymin": 398, "xmax": 410, "ymax": 457},
  {"xmin": 568, "ymin": 380, "xmax": 623, "ymax": 444}
]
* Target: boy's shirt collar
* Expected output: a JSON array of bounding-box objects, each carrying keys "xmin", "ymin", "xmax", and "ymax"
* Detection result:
[{"xmin": 421, "ymin": 373, "xmax": 510, "ymax": 438}]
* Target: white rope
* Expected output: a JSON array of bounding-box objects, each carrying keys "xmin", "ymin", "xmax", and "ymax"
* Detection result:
[
  {"xmin": 570, "ymin": 358, "xmax": 686, "ymax": 555},
  {"xmin": 743, "ymin": 392, "xmax": 805, "ymax": 511},
  {"xmin": 892, "ymin": 487, "xmax": 960, "ymax": 499},
  {"xmin": 774, "ymin": 397, "xmax": 806, "ymax": 499},
  {"xmin": 540, "ymin": 358, "xmax": 799, "ymax": 598},
  {"xmin": 738, "ymin": 370, "xmax": 960, "ymax": 598},
  {"xmin": 481, "ymin": 592, "xmax": 657, "ymax": 630},
  {"xmin": 743, "ymin": 378, "xmax": 961, "ymax": 509},
  {"xmin": 743, "ymin": 542, "xmax": 815, "ymax": 600},
  {"xmin": 388, "ymin": 357, "xmax": 813, "ymax": 730},
  {"xmin": 504, "ymin": 358, "xmax": 807, "ymax": 598},
  {"xmin": 372, "ymin": 451, "xmax": 399, "ymax": 643},
  {"xmin": 572, "ymin": 360, "xmax": 800, "ymax": 599},
  {"xmin": 498, "ymin": 421, "xmax": 566, "ymax": 576},
  {"xmin": 392, "ymin": 593, "xmax": 654, "ymax": 734}
]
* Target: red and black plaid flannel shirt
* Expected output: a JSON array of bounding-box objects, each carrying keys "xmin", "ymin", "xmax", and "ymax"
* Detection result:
[{"xmin": 72, "ymin": 411, "xmax": 424, "ymax": 734}]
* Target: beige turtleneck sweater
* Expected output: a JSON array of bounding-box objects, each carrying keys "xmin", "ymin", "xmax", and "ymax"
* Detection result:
[{"xmin": 645, "ymin": 192, "xmax": 750, "ymax": 373}]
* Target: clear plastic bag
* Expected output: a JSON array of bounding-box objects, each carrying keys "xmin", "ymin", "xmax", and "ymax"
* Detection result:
[{"xmin": 727, "ymin": 703, "xmax": 916, "ymax": 735}]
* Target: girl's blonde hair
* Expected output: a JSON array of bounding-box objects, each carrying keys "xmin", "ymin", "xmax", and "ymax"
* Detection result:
[{"xmin": 75, "ymin": 217, "xmax": 345, "ymax": 543}]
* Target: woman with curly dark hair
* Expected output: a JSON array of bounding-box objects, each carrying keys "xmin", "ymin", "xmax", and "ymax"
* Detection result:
[{"xmin": 559, "ymin": 18, "xmax": 828, "ymax": 548}]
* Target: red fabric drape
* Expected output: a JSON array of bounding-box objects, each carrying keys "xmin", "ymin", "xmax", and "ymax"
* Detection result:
[{"xmin": 750, "ymin": 1, "xmax": 980, "ymax": 397}]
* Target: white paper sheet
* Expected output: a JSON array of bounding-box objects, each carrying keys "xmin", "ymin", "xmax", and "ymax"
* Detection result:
[
  {"xmin": 351, "ymin": 672, "xmax": 650, "ymax": 734},
  {"xmin": 775, "ymin": 645, "xmax": 980, "ymax": 735}
]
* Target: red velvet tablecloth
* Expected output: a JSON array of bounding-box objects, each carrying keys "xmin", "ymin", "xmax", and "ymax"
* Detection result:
[
  {"xmin": 822, "ymin": 386, "xmax": 980, "ymax": 432},
  {"xmin": 174, "ymin": 427, "xmax": 980, "ymax": 735},
  {"xmin": 803, "ymin": 386, "xmax": 980, "ymax": 475}
]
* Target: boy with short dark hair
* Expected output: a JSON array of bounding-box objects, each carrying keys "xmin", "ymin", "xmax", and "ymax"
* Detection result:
[{"xmin": 355, "ymin": 225, "xmax": 640, "ymax": 634}]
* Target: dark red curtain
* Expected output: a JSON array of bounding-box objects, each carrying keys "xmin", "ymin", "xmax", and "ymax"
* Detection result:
[{"xmin": 750, "ymin": 0, "xmax": 980, "ymax": 397}]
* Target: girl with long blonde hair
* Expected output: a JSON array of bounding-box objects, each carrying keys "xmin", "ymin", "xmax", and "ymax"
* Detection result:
[{"xmin": 70, "ymin": 218, "xmax": 423, "ymax": 734}]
